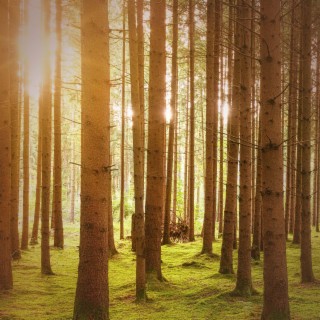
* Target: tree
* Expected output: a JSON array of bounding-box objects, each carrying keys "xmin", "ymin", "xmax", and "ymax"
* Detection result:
[
  {"xmin": 201, "ymin": 0, "xmax": 214, "ymax": 255},
  {"xmin": 234, "ymin": 0, "xmax": 253, "ymax": 296},
  {"xmin": 163, "ymin": 0, "xmax": 178, "ymax": 245},
  {"xmin": 53, "ymin": 0, "xmax": 64, "ymax": 249},
  {"xmin": 260, "ymin": 0, "xmax": 290, "ymax": 317},
  {"xmin": 9, "ymin": 0, "xmax": 21, "ymax": 260},
  {"xmin": 73, "ymin": 0, "xmax": 110, "ymax": 318},
  {"xmin": 0, "ymin": 0, "xmax": 13, "ymax": 291},
  {"xmin": 127, "ymin": 0, "xmax": 146, "ymax": 300},
  {"xmin": 21, "ymin": 0, "xmax": 30, "ymax": 251},
  {"xmin": 300, "ymin": 0, "xmax": 314, "ymax": 283},
  {"xmin": 188, "ymin": 0, "xmax": 195, "ymax": 242},
  {"xmin": 145, "ymin": 0, "xmax": 166, "ymax": 280},
  {"xmin": 41, "ymin": 0, "xmax": 53, "ymax": 275},
  {"xmin": 220, "ymin": 0, "xmax": 239, "ymax": 273}
]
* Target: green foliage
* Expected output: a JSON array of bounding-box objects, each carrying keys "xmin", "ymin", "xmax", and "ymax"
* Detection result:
[{"xmin": 1, "ymin": 224, "xmax": 320, "ymax": 319}]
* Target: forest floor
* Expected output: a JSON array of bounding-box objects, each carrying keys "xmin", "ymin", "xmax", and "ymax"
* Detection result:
[{"xmin": 1, "ymin": 224, "xmax": 320, "ymax": 319}]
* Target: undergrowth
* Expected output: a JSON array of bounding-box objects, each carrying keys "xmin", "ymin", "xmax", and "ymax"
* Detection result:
[{"xmin": 1, "ymin": 224, "xmax": 320, "ymax": 319}]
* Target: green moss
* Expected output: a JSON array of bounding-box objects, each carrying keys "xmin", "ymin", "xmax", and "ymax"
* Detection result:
[{"xmin": 0, "ymin": 224, "xmax": 320, "ymax": 319}]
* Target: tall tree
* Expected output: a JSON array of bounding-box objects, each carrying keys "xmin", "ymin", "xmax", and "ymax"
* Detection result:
[
  {"xmin": 300, "ymin": 0, "xmax": 314, "ymax": 283},
  {"xmin": 234, "ymin": 0, "xmax": 253, "ymax": 296},
  {"xmin": 188, "ymin": 0, "xmax": 195, "ymax": 242},
  {"xmin": 201, "ymin": 0, "xmax": 214, "ymax": 255},
  {"xmin": 220, "ymin": 0, "xmax": 239, "ymax": 273},
  {"xmin": 21, "ymin": 0, "xmax": 30, "ymax": 251},
  {"xmin": 30, "ymin": 94, "xmax": 42, "ymax": 245},
  {"xmin": 53, "ymin": 0, "xmax": 64, "ymax": 249},
  {"xmin": 9, "ymin": 0, "xmax": 21, "ymax": 260},
  {"xmin": 260, "ymin": 0, "xmax": 290, "ymax": 317},
  {"xmin": 163, "ymin": 0, "xmax": 178, "ymax": 245},
  {"xmin": 41, "ymin": 0, "xmax": 53, "ymax": 275},
  {"xmin": 145, "ymin": 0, "xmax": 166, "ymax": 280},
  {"xmin": 73, "ymin": 0, "xmax": 110, "ymax": 318},
  {"xmin": 120, "ymin": 0, "xmax": 126, "ymax": 241},
  {"xmin": 0, "ymin": 0, "xmax": 13, "ymax": 291},
  {"xmin": 128, "ymin": 0, "xmax": 146, "ymax": 300}
]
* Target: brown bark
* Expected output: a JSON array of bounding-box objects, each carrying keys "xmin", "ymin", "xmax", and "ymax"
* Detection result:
[
  {"xmin": 219, "ymin": 0, "xmax": 238, "ymax": 274},
  {"xmin": 316, "ymin": 23, "xmax": 320, "ymax": 233},
  {"xmin": 53, "ymin": 0, "xmax": 63, "ymax": 249},
  {"xmin": 188, "ymin": 0, "xmax": 195, "ymax": 242},
  {"xmin": 73, "ymin": 1, "xmax": 110, "ymax": 318},
  {"xmin": 0, "ymin": 0, "xmax": 13, "ymax": 291},
  {"xmin": 30, "ymin": 95, "xmax": 42, "ymax": 245},
  {"xmin": 234, "ymin": 0, "xmax": 253, "ymax": 296},
  {"xmin": 120, "ymin": 0, "xmax": 126, "ymax": 241},
  {"xmin": 41, "ymin": 0, "xmax": 53, "ymax": 275},
  {"xmin": 201, "ymin": 0, "xmax": 214, "ymax": 255},
  {"xmin": 128, "ymin": 0, "xmax": 146, "ymax": 299},
  {"xmin": 260, "ymin": 0, "xmax": 290, "ymax": 317},
  {"xmin": 21, "ymin": 0, "xmax": 30, "ymax": 250},
  {"xmin": 145, "ymin": 0, "xmax": 166, "ymax": 280},
  {"xmin": 163, "ymin": 0, "xmax": 178, "ymax": 245},
  {"xmin": 300, "ymin": 0, "xmax": 314, "ymax": 283},
  {"xmin": 9, "ymin": 0, "xmax": 21, "ymax": 260}
]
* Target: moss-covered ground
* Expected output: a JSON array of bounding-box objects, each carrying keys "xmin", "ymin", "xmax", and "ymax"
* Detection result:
[{"xmin": 1, "ymin": 224, "xmax": 320, "ymax": 319}]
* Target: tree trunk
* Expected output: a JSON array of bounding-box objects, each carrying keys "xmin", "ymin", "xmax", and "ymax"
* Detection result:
[
  {"xmin": 163, "ymin": 0, "xmax": 178, "ymax": 245},
  {"xmin": 120, "ymin": 0, "xmax": 126, "ymax": 241},
  {"xmin": 220, "ymin": 0, "xmax": 238, "ymax": 274},
  {"xmin": 234, "ymin": 0, "xmax": 253, "ymax": 296},
  {"xmin": 53, "ymin": 0, "xmax": 63, "ymax": 249},
  {"xmin": 128, "ymin": 0, "xmax": 146, "ymax": 299},
  {"xmin": 260, "ymin": 0, "xmax": 290, "ymax": 317},
  {"xmin": 73, "ymin": 1, "xmax": 110, "ymax": 318},
  {"xmin": 300, "ymin": 0, "xmax": 314, "ymax": 283},
  {"xmin": 21, "ymin": 0, "xmax": 30, "ymax": 250},
  {"xmin": 41, "ymin": 0, "xmax": 53, "ymax": 275},
  {"xmin": 0, "ymin": 0, "xmax": 13, "ymax": 290},
  {"xmin": 188, "ymin": 0, "xmax": 195, "ymax": 242},
  {"xmin": 69, "ymin": 110, "xmax": 76, "ymax": 223},
  {"xmin": 201, "ymin": 0, "xmax": 215, "ymax": 255},
  {"xmin": 30, "ymin": 95, "xmax": 42, "ymax": 245},
  {"xmin": 145, "ymin": 0, "xmax": 166, "ymax": 281},
  {"xmin": 9, "ymin": 0, "xmax": 21, "ymax": 260}
]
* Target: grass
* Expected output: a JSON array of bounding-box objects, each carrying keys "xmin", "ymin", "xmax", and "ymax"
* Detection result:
[{"xmin": 1, "ymin": 224, "xmax": 320, "ymax": 319}]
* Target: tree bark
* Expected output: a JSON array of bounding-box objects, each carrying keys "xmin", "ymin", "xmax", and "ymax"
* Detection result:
[
  {"xmin": 145, "ymin": 0, "xmax": 166, "ymax": 281},
  {"xmin": 73, "ymin": 1, "xmax": 110, "ymax": 318},
  {"xmin": 163, "ymin": 0, "xmax": 178, "ymax": 245},
  {"xmin": 41, "ymin": 0, "xmax": 53, "ymax": 275},
  {"xmin": 9, "ymin": 0, "xmax": 21, "ymax": 260},
  {"xmin": 300, "ymin": 0, "xmax": 315, "ymax": 283},
  {"xmin": 0, "ymin": 0, "xmax": 13, "ymax": 291},
  {"xmin": 201, "ymin": 0, "xmax": 215, "ymax": 255},
  {"xmin": 260, "ymin": 0, "xmax": 290, "ymax": 317},
  {"xmin": 53, "ymin": 0, "xmax": 63, "ymax": 249}
]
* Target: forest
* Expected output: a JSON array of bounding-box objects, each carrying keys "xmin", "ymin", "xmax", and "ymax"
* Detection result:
[{"xmin": 0, "ymin": 0, "xmax": 320, "ymax": 319}]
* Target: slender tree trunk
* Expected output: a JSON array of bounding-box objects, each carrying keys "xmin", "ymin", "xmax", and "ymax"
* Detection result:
[
  {"xmin": 188, "ymin": 0, "xmax": 195, "ymax": 242},
  {"xmin": 128, "ymin": 0, "xmax": 146, "ymax": 299},
  {"xmin": 145, "ymin": 0, "xmax": 166, "ymax": 281},
  {"xmin": 183, "ymin": 83, "xmax": 189, "ymax": 223},
  {"xmin": 41, "ymin": 0, "xmax": 53, "ymax": 275},
  {"xmin": 212, "ymin": 0, "xmax": 221, "ymax": 241},
  {"xmin": 30, "ymin": 95, "xmax": 42, "ymax": 245},
  {"xmin": 201, "ymin": 0, "xmax": 215, "ymax": 255},
  {"xmin": 53, "ymin": 0, "xmax": 63, "ymax": 249},
  {"xmin": 73, "ymin": 1, "xmax": 110, "ymax": 318},
  {"xmin": 69, "ymin": 111, "xmax": 76, "ymax": 223},
  {"xmin": 220, "ymin": 0, "xmax": 238, "ymax": 273},
  {"xmin": 163, "ymin": 0, "xmax": 178, "ymax": 245},
  {"xmin": 316, "ymin": 24, "xmax": 320, "ymax": 233},
  {"xmin": 300, "ymin": 0, "xmax": 314, "ymax": 283},
  {"xmin": 260, "ymin": 0, "xmax": 290, "ymax": 317},
  {"xmin": 120, "ymin": 0, "xmax": 126, "ymax": 241},
  {"xmin": 234, "ymin": 0, "xmax": 253, "ymax": 296},
  {"xmin": 10, "ymin": 0, "xmax": 21, "ymax": 260},
  {"xmin": 0, "ymin": 0, "xmax": 13, "ymax": 290}
]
